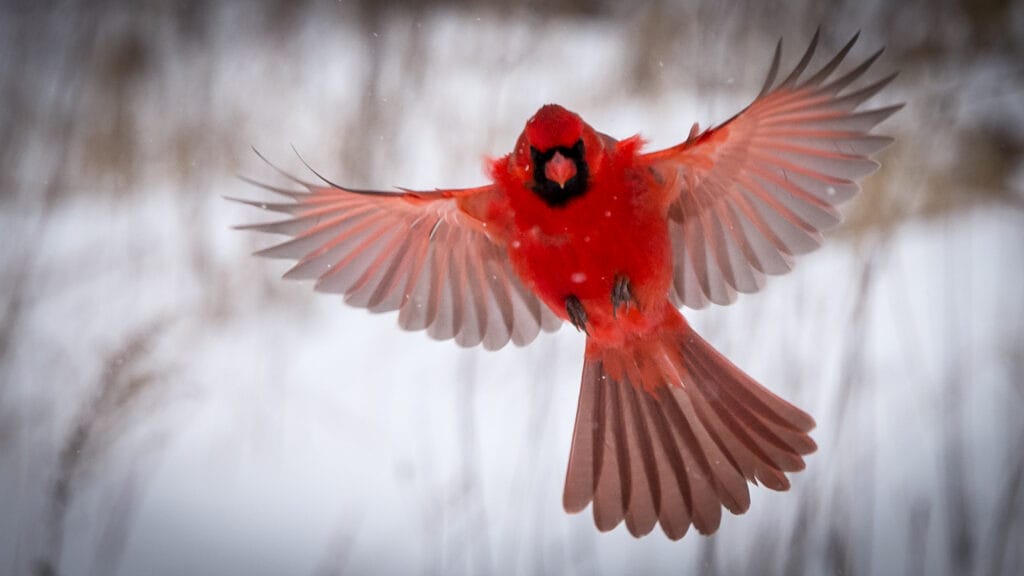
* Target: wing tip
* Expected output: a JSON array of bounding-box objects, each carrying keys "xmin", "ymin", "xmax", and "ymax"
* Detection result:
[
  {"xmin": 237, "ymin": 173, "xmax": 311, "ymax": 199},
  {"xmin": 757, "ymin": 38, "xmax": 784, "ymax": 98},
  {"xmin": 290, "ymin": 143, "xmax": 348, "ymax": 190},
  {"xmin": 252, "ymin": 243, "xmax": 297, "ymax": 259},
  {"xmin": 250, "ymin": 146, "xmax": 319, "ymax": 189}
]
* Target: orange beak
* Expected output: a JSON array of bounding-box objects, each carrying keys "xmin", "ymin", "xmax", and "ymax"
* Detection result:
[{"xmin": 544, "ymin": 151, "xmax": 577, "ymax": 189}]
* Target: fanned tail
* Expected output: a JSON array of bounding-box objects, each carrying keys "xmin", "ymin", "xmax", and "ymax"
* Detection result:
[{"xmin": 562, "ymin": 307, "xmax": 815, "ymax": 539}]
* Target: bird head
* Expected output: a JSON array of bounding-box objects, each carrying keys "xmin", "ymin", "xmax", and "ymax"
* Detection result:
[{"xmin": 509, "ymin": 104, "xmax": 605, "ymax": 207}]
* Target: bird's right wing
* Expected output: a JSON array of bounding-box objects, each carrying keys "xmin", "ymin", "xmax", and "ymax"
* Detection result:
[{"xmin": 232, "ymin": 159, "xmax": 561, "ymax": 350}]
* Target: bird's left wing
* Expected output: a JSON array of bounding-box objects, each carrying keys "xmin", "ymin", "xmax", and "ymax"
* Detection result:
[
  {"xmin": 644, "ymin": 31, "xmax": 901, "ymax": 309},
  {"xmin": 233, "ymin": 163, "xmax": 561, "ymax": 350}
]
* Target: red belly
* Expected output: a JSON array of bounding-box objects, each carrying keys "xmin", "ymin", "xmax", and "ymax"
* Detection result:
[{"xmin": 507, "ymin": 187, "xmax": 673, "ymax": 344}]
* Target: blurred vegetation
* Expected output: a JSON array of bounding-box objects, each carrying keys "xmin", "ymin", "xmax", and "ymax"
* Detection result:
[
  {"xmin": 0, "ymin": 1, "xmax": 1021, "ymax": 575},
  {"xmin": 2, "ymin": 0, "xmax": 1021, "ymax": 214}
]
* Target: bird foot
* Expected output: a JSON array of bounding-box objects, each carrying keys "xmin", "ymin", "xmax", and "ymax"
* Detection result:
[
  {"xmin": 565, "ymin": 295, "xmax": 589, "ymax": 335},
  {"xmin": 611, "ymin": 275, "xmax": 637, "ymax": 318}
]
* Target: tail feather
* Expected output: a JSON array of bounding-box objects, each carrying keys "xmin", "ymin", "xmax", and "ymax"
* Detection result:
[
  {"xmin": 563, "ymin": 310, "xmax": 815, "ymax": 539},
  {"xmin": 617, "ymin": 370, "xmax": 660, "ymax": 536}
]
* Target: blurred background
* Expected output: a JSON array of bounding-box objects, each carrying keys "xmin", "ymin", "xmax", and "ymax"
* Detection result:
[{"xmin": 1, "ymin": 0, "xmax": 1022, "ymax": 575}]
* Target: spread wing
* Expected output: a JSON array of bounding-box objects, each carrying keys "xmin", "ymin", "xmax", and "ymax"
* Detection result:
[
  {"xmin": 646, "ymin": 30, "xmax": 902, "ymax": 309},
  {"xmin": 232, "ymin": 158, "xmax": 561, "ymax": 350}
]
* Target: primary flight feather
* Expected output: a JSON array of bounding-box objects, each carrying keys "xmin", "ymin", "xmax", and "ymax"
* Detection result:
[{"xmin": 235, "ymin": 30, "xmax": 900, "ymax": 539}]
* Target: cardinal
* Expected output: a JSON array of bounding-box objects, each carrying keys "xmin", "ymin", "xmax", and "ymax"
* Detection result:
[{"xmin": 235, "ymin": 31, "xmax": 899, "ymax": 539}]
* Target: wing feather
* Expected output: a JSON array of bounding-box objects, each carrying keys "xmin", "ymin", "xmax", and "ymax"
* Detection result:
[
  {"xmin": 234, "ymin": 173, "xmax": 560, "ymax": 349},
  {"xmin": 647, "ymin": 32, "xmax": 901, "ymax": 308}
]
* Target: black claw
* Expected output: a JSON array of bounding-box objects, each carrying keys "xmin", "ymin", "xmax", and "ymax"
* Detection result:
[
  {"xmin": 611, "ymin": 275, "xmax": 636, "ymax": 318},
  {"xmin": 565, "ymin": 295, "xmax": 589, "ymax": 335}
]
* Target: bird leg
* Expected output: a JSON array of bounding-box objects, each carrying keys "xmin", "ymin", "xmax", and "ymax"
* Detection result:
[
  {"xmin": 611, "ymin": 275, "xmax": 636, "ymax": 318},
  {"xmin": 565, "ymin": 295, "xmax": 589, "ymax": 335}
]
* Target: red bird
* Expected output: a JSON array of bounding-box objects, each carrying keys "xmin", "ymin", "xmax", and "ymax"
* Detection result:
[{"xmin": 236, "ymin": 31, "xmax": 899, "ymax": 539}]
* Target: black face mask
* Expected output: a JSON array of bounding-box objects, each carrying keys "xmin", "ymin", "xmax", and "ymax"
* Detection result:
[{"xmin": 530, "ymin": 139, "xmax": 589, "ymax": 208}]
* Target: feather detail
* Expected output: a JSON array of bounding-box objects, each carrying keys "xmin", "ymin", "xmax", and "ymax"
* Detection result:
[
  {"xmin": 235, "ymin": 159, "xmax": 560, "ymax": 349},
  {"xmin": 563, "ymin": 308, "xmax": 815, "ymax": 539},
  {"xmin": 646, "ymin": 32, "xmax": 901, "ymax": 309}
]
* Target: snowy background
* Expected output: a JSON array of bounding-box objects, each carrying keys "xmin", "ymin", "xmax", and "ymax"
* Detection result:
[{"xmin": 1, "ymin": 1, "xmax": 1023, "ymax": 575}]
